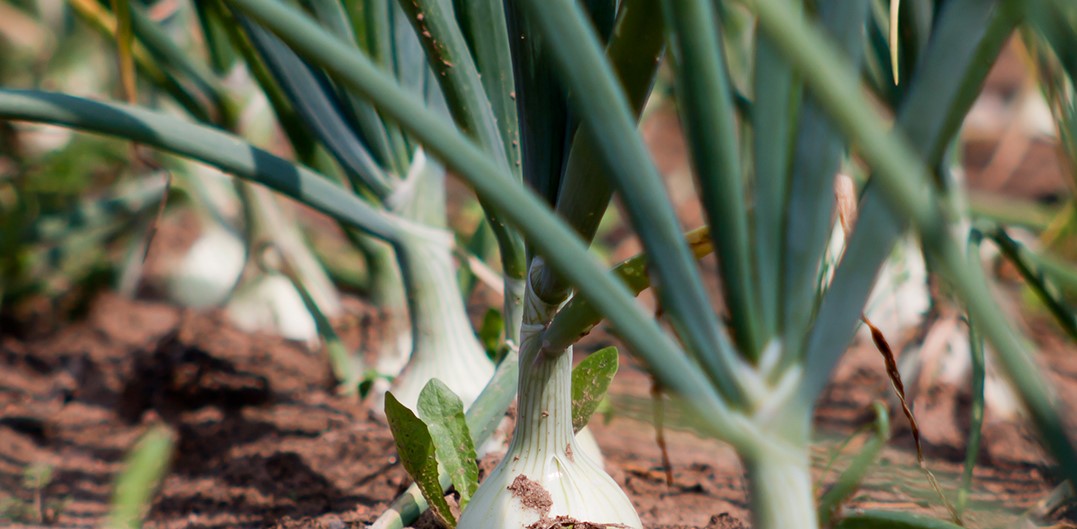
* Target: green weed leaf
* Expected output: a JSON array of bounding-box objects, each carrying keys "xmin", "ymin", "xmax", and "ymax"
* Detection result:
[
  {"xmin": 818, "ymin": 402, "xmax": 890, "ymax": 527},
  {"xmin": 571, "ymin": 346, "xmax": 618, "ymax": 433},
  {"xmin": 108, "ymin": 425, "xmax": 174, "ymax": 529},
  {"xmin": 836, "ymin": 509, "xmax": 964, "ymax": 529},
  {"xmin": 384, "ymin": 392, "xmax": 456, "ymax": 528},
  {"xmin": 417, "ymin": 379, "xmax": 479, "ymax": 510}
]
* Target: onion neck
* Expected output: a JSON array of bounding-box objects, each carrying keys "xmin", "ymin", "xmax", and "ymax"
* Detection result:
[
  {"xmin": 384, "ymin": 222, "xmax": 493, "ymax": 411},
  {"xmin": 508, "ymin": 259, "xmax": 575, "ymax": 458},
  {"xmin": 510, "ymin": 337, "xmax": 575, "ymax": 460},
  {"xmin": 744, "ymin": 407, "xmax": 816, "ymax": 529},
  {"xmin": 396, "ymin": 225, "xmax": 477, "ymax": 367},
  {"xmin": 745, "ymin": 443, "xmax": 817, "ymax": 529},
  {"xmin": 456, "ymin": 261, "xmax": 640, "ymax": 529}
]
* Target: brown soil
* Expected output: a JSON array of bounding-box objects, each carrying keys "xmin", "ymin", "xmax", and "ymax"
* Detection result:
[{"xmin": 0, "ymin": 285, "xmax": 1075, "ymax": 529}]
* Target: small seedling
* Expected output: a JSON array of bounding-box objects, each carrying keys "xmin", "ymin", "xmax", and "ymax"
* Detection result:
[
  {"xmin": 0, "ymin": 462, "xmax": 66, "ymax": 524},
  {"xmin": 386, "ymin": 350, "xmax": 621, "ymax": 528}
]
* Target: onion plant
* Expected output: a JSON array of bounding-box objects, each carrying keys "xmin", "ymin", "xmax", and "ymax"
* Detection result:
[
  {"xmin": 32, "ymin": 0, "xmax": 519, "ymax": 410},
  {"xmin": 234, "ymin": 0, "xmax": 516, "ymax": 410},
  {"xmin": 3, "ymin": 0, "xmax": 1077, "ymax": 528}
]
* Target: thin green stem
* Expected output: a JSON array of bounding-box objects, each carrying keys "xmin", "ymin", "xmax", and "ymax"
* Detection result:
[
  {"xmin": 213, "ymin": 0, "xmax": 320, "ymax": 162},
  {"xmin": 452, "ymin": 0, "xmax": 520, "ymax": 176},
  {"xmin": 240, "ymin": 19, "xmax": 394, "ymax": 197},
  {"xmin": 780, "ymin": 0, "xmax": 870, "ymax": 364},
  {"xmin": 128, "ymin": 3, "xmax": 236, "ymax": 126},
  {"xmin": 818, "ymin": 402, "xmax": 890, "ymax": 527},
  {"xmin": 396, "ymin": 0, "xmax": 527, "ymax": 288},
  {"xmin": 982, "ymin": 222, "xmax": 1077, "ymax": 340},
  {"xmin": 26, "ymin": 179, "xmax": 166, "ymax": 243},
  {"xmin": 0, "ymin": 90, "xmax": 401, "ymax": 242},
  {"xmin": 366, "ymin": 0, "xmax": 411, "ymax": 175},
  {"xmin": 752, "ymin": 4, "xmax": 801, "ymax": 339},
  {"xmin": 533, "ymin": 0, "xmax": 665, "ymax": 301},
  {"xmin": 396, "ymin": 0, "xmax": 507, "ymax": 169},
  {"xmin": 517, "ymin": 0, "xmax": 746, "ymax": 405},
  {"xmin": 543, "ymin": 226, "xmax": 714, "ymax": 352},
  {"xmin": 836, "ymin": 510, "xmax": 964, "ymax": 529},
  {"xmin": 193, "ymin": 0, "xmax": 238, "ymax": 72},
  {"xmin": 957, "ymin": 266, "xmax": 986, "ymax": 516},
  {"xmin": 969, "ymin": 191, "xmax": 1058, "ymax": 230},
  {"xmin": 277, "ymin": 248, "xmax": 360, "ymax": 390},
  {"xmin": 746, "ymin": 0, "xmax": 944, "ymax": 243},
  {"xmin": 305, "ymin": 0, "xmax": 359, "ymax": 44},
  {"xmin": 662, "ymin": 0, "xmax": 762, "ymax": 357},
  {"xmin": 504, "ymin": 0, "xmax": 570, "ymax": 207},
  {"xmin": 67, "ymin": 0, "xmax": 212, "ymax": 122}
]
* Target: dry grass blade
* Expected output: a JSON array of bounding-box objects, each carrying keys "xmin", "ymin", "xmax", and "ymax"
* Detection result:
[
  {"xmin": 650, "ymin": 376, "xmax": 673, "ymax": 488},
  {"xmin": 90, "ymin": 0, "xmax": 171, "ymax": 266},
  {"xmin": 862, "ymin": 314, "xmax": 962, "ymax": 525},
  {"xmin": 889, "ymin": 0, "xmax": 901, "ymax": 85},
  {"xmin": 124, "ymin": 126, "xmax": 175, "ymax": 266},
  {"xmin": 111, "ymin": 0, "xmax": 136, "ymax": 105},
  {"xmin": 140, "ymin": 172, "xmax": 171, "ymax": 263}
]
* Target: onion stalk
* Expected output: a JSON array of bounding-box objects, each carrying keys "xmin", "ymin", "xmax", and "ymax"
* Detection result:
[
  {"xmin": 746, "ymin": 446, "xmax": 816, "ymax": 529},
  {"xmin": 378, "ymin": 221, "xmax": 494, "ymax": 413},
  {"xmin": 371, "ymin": 150, "xmax": 497, "ymax": 414},
  {"xmin": 458, "ymin": 261, "xmax": 640, "ymax": 528}
]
